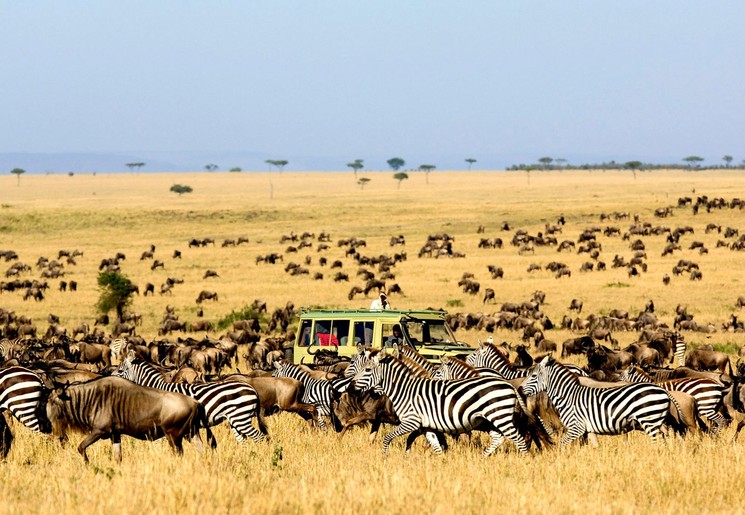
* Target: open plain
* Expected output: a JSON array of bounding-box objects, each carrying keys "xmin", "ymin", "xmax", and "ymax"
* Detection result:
[{"xmin": 2, "ymin": 169, "xmax": 745, "ymax": 514}]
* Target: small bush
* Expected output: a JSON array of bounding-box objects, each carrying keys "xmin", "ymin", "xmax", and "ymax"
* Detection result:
[
  {"xmin": 170, "ymin": 184, "xmax": 193, "ymax": 196},
  {"xmin": 604, "ymin": 282, "xmax": 631, "ymax": 288},
  {"xmin": 446, "ymin": 299, "xmax": 464, "ymax": 307},
  {"xmin": 216, "ymin": 305, "xmax": 264, "ymax": 330}
]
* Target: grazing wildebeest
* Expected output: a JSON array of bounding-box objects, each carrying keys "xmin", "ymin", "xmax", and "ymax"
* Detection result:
[
  {"xmin": 561, "ymin": 335, "xmax": 595, "ymax": 358},
  {"xmin": 196, "ymin": 290, "xmax": 219, "ymax": 303},
  {"xmin": 483, "ymin": 288, "xmax": 496, "ymax": 304},
  {"xmin": 568, "ymin": 298, "xmax": 583, "ymax": 313},
  {"xmin": 45, "ymin": 377, "xmax": 215, "ymax": 463}
]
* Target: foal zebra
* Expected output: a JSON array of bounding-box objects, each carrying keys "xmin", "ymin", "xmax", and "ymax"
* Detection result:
[
  {"xmin": 620, "ymin": 365, "xmax": 727, "ymax": 432},
  {"xmin": 352, "ymin": 353, "xmax": 528, "ymax": 455},
  {"xmin": 522, "ymin": 356, "xmax": 671, "ymax": 446},
  {"xmin": 114, "ymin": 355, "xmax": 266, "ymax": 443}
]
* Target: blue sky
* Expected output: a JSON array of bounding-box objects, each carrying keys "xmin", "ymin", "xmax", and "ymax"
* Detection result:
[{"xmin": 1, "ymin": 1, "xmax": 743, "ymax": 172}]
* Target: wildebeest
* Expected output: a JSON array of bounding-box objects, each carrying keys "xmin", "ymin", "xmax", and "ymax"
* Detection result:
[
  {"xmin": 568, "ymin": 298, "xmax": 583, "ymax": 313},
  {"xmin": 196, "ymin": 290, "xmax": 219, "ymax": 303},
  {"xmin": 685, "ymin": 349, "xmax": 731, "ymax": 374},
  {"xmin": 45, "ymin": 377, "xmax": 215, "ymax": 463},
  {"xmin": 561, "ymin": 336, "xmax": 595, "ymax": 358}
]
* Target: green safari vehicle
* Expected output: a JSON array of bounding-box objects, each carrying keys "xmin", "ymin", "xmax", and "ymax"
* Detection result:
[{"xmin": 290, "ymin": 308, "xmax": 473, "ymax": 364}]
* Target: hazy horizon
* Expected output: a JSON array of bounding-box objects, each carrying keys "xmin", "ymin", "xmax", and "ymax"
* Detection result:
[{"xmin": 2, "ymin": 2, "xmax": 744, "ymax": 173}]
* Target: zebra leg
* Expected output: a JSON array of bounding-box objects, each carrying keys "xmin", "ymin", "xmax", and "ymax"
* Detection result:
[
  {"xmin": 559, "ymin": 424, "xmax": 586, "ymax": 447},
  {"xmin": 424, "ymin": 431, "xmax": 445, "ymax": 454},
  {"xmin": 383, "ymin": 419, "xmax": 420, "ymax": 455},
  {"xmin": 483, "ymin": 431, "xmax": 505, "ymax": 456},
  {"xmin": 586, "ymin": 432, "xmax": 599, "ymax": 448}
]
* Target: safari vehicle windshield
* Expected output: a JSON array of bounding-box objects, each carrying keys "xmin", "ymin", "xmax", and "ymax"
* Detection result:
[{"xmin": 401, "ymin": 318, "xmax": 464, "ymax": 347}]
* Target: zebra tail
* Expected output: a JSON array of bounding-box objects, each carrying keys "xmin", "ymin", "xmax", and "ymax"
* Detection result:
[
  {"xmin": 255, "ymin": 400, "xmax": 270, "ymax": 438},
  {"xmin": 0, "ymin": 414, "xmax": 13, "ymax": 459},
  {"xmin": 198, "ymin": 405, "xmax": 217, "ymax": 450}
]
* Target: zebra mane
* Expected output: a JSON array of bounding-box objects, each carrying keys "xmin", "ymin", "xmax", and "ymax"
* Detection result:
[
  {"xmin": 484, "ymin": 342, "xmax": 514, "ymax": 366},
  {"xmin": 395, "ymin": 344, "xmax": 435, "ymax": 370},
  {"xmin": 385, "ymin": 354, "xmax": 432, "ymax": 378},
  {"xmin": 442, "ymin": 356, "xmax": 480, "ymax": 378}
]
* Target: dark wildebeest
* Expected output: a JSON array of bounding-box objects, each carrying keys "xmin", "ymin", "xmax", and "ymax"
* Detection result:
[
  {"xmin": 568, "ymin": 298, "xmax": 583, "ymax": 313},
  {"xmin": 685, "ymin": 349, "xmax": 731, "ymax": 374},
  {"xmin": 561, "ymin": 335, "xmax": 595, "ymax": 358},
  {"xmin": 45, "ymin": 376, "xmax": 215, "ymax": 463},
  {"xmin": 196, "ymin": 290, "xmax": 219, "ymax": 303},
  {"xmin": 483, "ymin": 288, "xmax": 496, "ymax": 304}
]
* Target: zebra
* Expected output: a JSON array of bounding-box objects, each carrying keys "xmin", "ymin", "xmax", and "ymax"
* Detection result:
[
  {"xmin": 393, "ymin": 344, "xmax": 437, "ymax": 376},
  {"xmin": 114, "ymin": 354, "xmax": 267, "ymax": 443},
  {"xmin": 467, "ymin": 341, "xmax": 588, "ymax": 378},
  {"xmin": 0, "ymin": 367, "xmax": 50, "ymax": 457},
  {"xmin": 352, "ymin": 353, "xmax": 529, "ymax": 455},
  {"xmin": 522, "ymin": 356, "xmax": 671, "ymax": 446},
  {"xmin": 673, "ymin": 333, "xmax": 686, "ymax": 367},
  {"xmin": 271, "ymin": 362, "xmax": 352, "ymax": 428},
  {"xmin": 620, "ymin": 365, "xmax": 727, "ymax": 432}
]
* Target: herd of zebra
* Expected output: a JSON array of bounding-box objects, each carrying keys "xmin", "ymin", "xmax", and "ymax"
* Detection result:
[{"xmin": 0, "ymin": 333, "xmax": 740, "ymax": 461}]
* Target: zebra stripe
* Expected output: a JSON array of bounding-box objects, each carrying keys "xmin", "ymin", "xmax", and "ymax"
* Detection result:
[
  {"xmin": 0, "ymin": 367, "xmax": 48, "ymax": 433},
  {"xmin": 272, "ymin": 362, "xmax": 351, "ymax": 427},
  {"xmin": 673, "ymin": 333, "xmax": 686, "ymax": 367},
  {"xmin": 620, "ymin": 365, "xmax": 726, "ymax": 431},
  {"xmin": 522, "ymin": 356, "xmax": 670, "ymax": 445},
  {"xmin": 114, "ymin": 357, "xmax": 266, "ymax": 443},
  {"xmin": 353, "ymin": 354, "xmax": 528, "ymax": 456}
]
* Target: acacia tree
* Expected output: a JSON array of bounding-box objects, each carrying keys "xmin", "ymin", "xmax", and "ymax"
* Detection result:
[
  {"xmin": 265, "ymin": 160, "xmax": 288, "ymax": 172},
  {"xmin": 465, "ymin": 158, "xmax": 477, "ymax": 171},
  {"xmin": 419, "ymin": 164, "xmax": 436, "ymax": 184},
  {"xmin": 723, "ymin": 155, "xmax": 733, "ymax": 168},
  {"xmin": 170, "ymin": 184, "xmax": 193, "ymax": 196},
  {"xmin": 538, "ymin": 157, "xmax": 553, "ymax": 170},
  {"xmin": 97, "ymin": 271, "xmax": 137, "ymax": 322},
  {"xmin": 205, "ymin": 164, "xmax": 218, "ymax": 172},
  {"xmin": 387, "ymin": 157, "xmax": 405, "ymax": 171},
  {"xmin": 10, "ymin": 168, "xmax": 25, "ymax": 186},
  {"xmin": 357, "ymin": 177, "xmax": 371, "ymax": 190},
  {"xmin": 683, "ymin": 156, "xmax": 704, "ymax": 169},
  {"xmin": 126, "ymin": 162, "xmax": 146, "ymax": 173},
  {"xmin": 624, "ymin": 161, "xmax": 643, "ymax": 181},
  {"xmin": 393, "ymin": 172, "xmax": 408, "ymax": 189},
  {"xmin": 347, "ymin": 159, "xmax": 364, "ymax": 178}
]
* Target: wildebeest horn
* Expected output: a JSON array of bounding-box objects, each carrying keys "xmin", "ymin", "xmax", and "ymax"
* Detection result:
[
  {"xmin": 300, "ymin": 356, "xmax": 307, "ymax": 364},
  {"xmin": 306, "ymin": 346, "xmax": 318, "ymax": 355}
]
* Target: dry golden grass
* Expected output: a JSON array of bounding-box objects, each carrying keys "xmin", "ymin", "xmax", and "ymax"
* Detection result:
[{"xmin": 2, "ymin": 169, "xmax": 745, "ymax": 514}]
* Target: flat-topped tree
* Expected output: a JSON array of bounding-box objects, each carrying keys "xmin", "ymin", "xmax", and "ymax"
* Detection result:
[
  {"xmin": 10, "ymin": 167, "xmax": 25, "ymax": 186},
  {"xmin": 347, "ymin": 159, "xmax": 364, "ymax": 178},
  {"xmin": 265, "ymin": 160, "xmax": 288, "ymax": 172},
  {"xmin": 683, "ymin": 156, "xmax": 704, "ymax": 169},
  {"xmin": 624, "ymin": 161, "xmax": 643, "ymax": 180},
  {"xmin": 465, "ymin": 158, "xmax": 477, "ymax": 171},
  {"xmin": 205, "ymin": 164, "xmax": 218, "ymax": 172},
  {"xmin": 393, "ymin": 172, "xmax": 408, "ymax": 189},
  {"xmin": 419, "ymin": 164, "xmax": 436, "ymax": 184},
  {"xmin": 357, "ymin": 177, "xmax": 371, "ymax": 190}
]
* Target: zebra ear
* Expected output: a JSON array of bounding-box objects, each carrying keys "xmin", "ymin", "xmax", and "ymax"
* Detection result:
[
  {"xmin": 391, "ymin": 344, "xmax": 400, "ymax": 359},
  {"xmin": 357, "ymin": 343, "xmax": 365, "ymax": 354},
  {"xmin": 126, "ymin": 349, "xmax": 136, "ymax": 361},
  {"xmin": 273, "ymin": 361, "xmax": 282, "ymax": 370},
  {"xmin": 539, "ymin": 354, "xmax": 551, "ymax": 366}
]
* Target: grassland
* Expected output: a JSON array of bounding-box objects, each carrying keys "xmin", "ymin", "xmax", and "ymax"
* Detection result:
[{"xmin": 2, "ymin": 169, "xmax": 745, "ymax": 514}]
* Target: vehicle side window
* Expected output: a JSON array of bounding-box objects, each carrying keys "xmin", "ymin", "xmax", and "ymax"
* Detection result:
[
  {"xmin": 298, "ymin": 319, "xmax": 312, "ymax": 347},
  {"xmin": 313, "ymin": 320, "xmax": 350, "ymax": 346},
  {"xmin": 353, "ymin": 321, "xmax": 375, "ymax": 346}
]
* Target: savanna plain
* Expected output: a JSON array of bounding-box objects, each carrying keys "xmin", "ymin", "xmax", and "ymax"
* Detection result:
[{"xmin": 1, "ymin": 169, "xmax": 745, "ymax": 514}]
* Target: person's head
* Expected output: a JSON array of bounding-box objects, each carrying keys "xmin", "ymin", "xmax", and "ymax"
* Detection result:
[{"xmin": 392, "ymin": 324, "xmax": 401, "ymax": 335}]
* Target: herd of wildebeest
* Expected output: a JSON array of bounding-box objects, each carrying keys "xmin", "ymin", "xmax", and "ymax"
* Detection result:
[{"xmin": 1, "ymin": 192, "xmax": 745, "ymax": 461}]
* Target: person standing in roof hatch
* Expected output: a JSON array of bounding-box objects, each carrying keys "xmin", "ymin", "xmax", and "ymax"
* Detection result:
[{"xmin": 370, "ymin": 290, "xmax": 390, "ymax": 310}]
